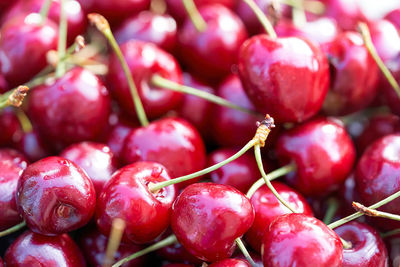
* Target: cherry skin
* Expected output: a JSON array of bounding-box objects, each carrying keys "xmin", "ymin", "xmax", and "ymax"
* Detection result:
[
  {"xmin": 16, "ymin": 156, "xmax": 96, "ymax": 236},
  {"xmin": 0, "ymin": 13, "xmax": 58, "ymax": 87},
  {"xmin": 368, "ymin": 20, "xmax": 400, "ymax": 63},
  {"xmin": 0, "ymin": 108, "xmax": 21, "ymax": 147},
  {"xmin": 107, "ymin": 40, "xmax": 182, "ymax": 119},
  {"xmin": 238, "ymin": 34, "xmax": 329, "ymax": 123},
  {"xmin": 96, "ymin": 161, "xmax": 177, "ymax": 244},
  {"xmin": 162, "ymin": 264, "xmax": 194, "ymax": 267},
  {"xmin": 262, "ymin": 213, "xmax": 343, "ymax": 267},
  {"xmin": 171, "ymin": 183, "xmax": 255, "ymax": 262},
  {"xmin": 245, "ymin": 182, "xmax": 313, "ymax": 253},
  {"xmin": 384, "ymin": 233, "xmax": 400, "ymax": 267},
  {"xmin": 157, "ymin": 239, "xmax": 203, "ymax": 265},
  {"xmin": 106, "ymin": 119, "xmax": 137, "ymax": 164},
  {"xmin": 334, "ymin": 221, "xmax": 388, "ymax": 267},
  {"xmin": 28, "ymin": 67, "xmax": 111, "ymax": 150},
  {"xmin": 0, "ymin": 149, "xmax": 28, "ymax": 231},
  {"xmin": 15, "ymin": 130, "xmax": 51, "ymax": 162},
  {"xmin": 4, "ymin": 230, "xmax": 85, "ymax": 266},
  {"xmin": 0, "ymin": 74, "xmax": 8, "ymax": 93},
  {"xmin": 275, "ymin": 117, "xmax": 356, "ymax": 197},
  {"xmin": 122, "ymin": 117, "xmax": 206, "ymax": 188},
  {"xmin": 323, "ymin": 0, "xmax": 367, "ymax": 31},
  {"xmin": 209, "ymin": 259, "xmax": 251, "ymax": 267},
  {"xmin": 385, "ymin": 8, "xmax": 400, "ymax": 29},
  {"xmin": 178, "ymin": 4, "xmax": 248, "ymax": 82},
  {"xmin": 381, "ymin": 54, "xmax": 400, "ymax": 116}
]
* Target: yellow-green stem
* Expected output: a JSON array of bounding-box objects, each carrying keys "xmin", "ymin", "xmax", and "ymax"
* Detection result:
[
  {"xmin": 0, "ymin": 221, "xmax": 26, "ymax": 238},
  {"xmin": 182, "ymin": 0, "xmax": 207, "ymax": 32},
  {"xmin": 242, "ymin": 0, "xmax": 277, "ymax": 38},
  {"xmin": 235, "ymin": 238, "xmax": 257, "ymax": 267}
]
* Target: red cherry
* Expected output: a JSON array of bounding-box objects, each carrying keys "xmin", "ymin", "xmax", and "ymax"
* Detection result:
[
  {"xmin": 162, "ymin": 264, "xmax": 194, "ymax": 267},
  {"xmin": 107, "ymin": 41, "xmax": 182, "ymax": 119},
  {"xmin": 0, "ymin": 108, "xmax": 21, "ymax": 147},
  {"xmin": 385, "ymin": 8, "xmax": 400, "ymax": 29},
  {"xmin": 262, "ymin": 213, "xmax": 343, "ymax": 267},
  {"xmin": 171, "ymin": 183, "xmax": 254, "ymax": 262},
  {"xmin": 234, "ymin": 251, "xmax": 263, "ymax": 267},
  {"xmin": 4, "ymin": 231, "xmax": 85, "ymax": 266},
  {"xmin": 238, "ymin": 35, "xmax": 329, "ymax": 123},
  {"xmin": 368, "ymin": 20, "xmax": 400, "ymax": 63},
  {"xmin": 96, "ymin": 161, "xmax": 177, "ymax": 244},
  {"xmin": 323, "ymin": 0, "xmax": 367, "ymax": 31},
  {"xmin": 15, "ymin": 130, "xmax": 51, "ymax": 162},
  {"xmin": 338, "ymin": 173, "xmax": 361, "ymax": 216},
  {"xmin": 178, "ymin": 4, "xmax": 248, "ymax": 82},
  {"xmin": 16, "ymin": 156, "xmax": 96, "ymax": 235},
  {"xmin": 335, "ymin": 221, "xmax": 388, "ymax": 267},
  {"xmin": 385, "ymin": 233, "xmax": 400, "ymax": 267},
  {"xmin": 0, "ymin": 74, "xmax": 8, "ymax": 93},
  {"xmin": 381, "ymin": 54, "xmax": 400, "ymax": 116},
  {"xmin": 209, "ymin": 258, "xmax": 251, "ymax": 267},
  {"xmin": 276, "ymin": 118, "xmax": 356, "ymax": 196},
  {"xmin": 106, "ymin": 119, "xmax": 137, "ymax": 163}
]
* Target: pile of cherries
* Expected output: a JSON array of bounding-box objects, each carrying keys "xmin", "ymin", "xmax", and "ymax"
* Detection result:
[{"xmin": 1, "ymin": 0, "xmax": 400, "ymax": 266}]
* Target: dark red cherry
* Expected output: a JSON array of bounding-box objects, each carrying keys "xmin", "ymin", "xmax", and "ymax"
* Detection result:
[
  {"xmin": 323, "ymin": 0, "xmax": 367, "ymax": 31},
  {"xmin": 115, "ymin": 11, "xmax": 177, "ymax": 52},
  {"xmin": 238, "ymin": 35, "xmax": 329, "ymax": 123},
  {"xmin": 16, "ymin": 156, "xmax": 96, "ymax": 235},
  {"xmin": 381, "ymin": 54, "xmax": 400, "ymax": 116},
  {"xmin": 106, "ymin": 119, "xmax": 137, "ymax": 163},
  {"xmin": 107, "ymin": 40, "xmax": 182, "ymax": 119},
  {"xmin": 385, "ymin": 8, "xmax": 400, "ymax": 29},
  {"xmin": 0, "ymin": 108, "xmax": 21, "ymax": 147},
  {"xmin": 276, "ymin": 118, "xmax": 356, "ymax": 196},
  {"xmin": 96, "ymin": 161, "xmax": 177, "ymax": 244},
  {"xmin": 0, "ymin": 74, "xmax": 8, "ymax": 93},
  {"xmin": 0, "ymin": 13, "xmax": 58, "ymax": 87},
  {"xmin": 338, "ymin": 173, "xmax": 361, "ymax": 216},
  {"xmin": 171, "ymin": 183, "xmax": 254, "ymax": 262},
  {"xmin": 0, "ymin": 149, "xmax": 28, "ymax": 231},
  {"xmin": 245, "ymin": 182, "xmax": 313, "ymax": 252},
  {"xmin": 335, "ymin": 221, "xmax": 388, "ymax": 267},
  {"xmin": 4, "ymin": 231, "xmax": 85, "ymax": 266},
  {"xmin": 122, "ymin": 117, "xmax": 206, "ymax": 187},
  {"xmin": 60, "ymin": 142, "xmax": 117, "ymax": 197},
  {"xmin": 28, "ymin": 67, "xmax": 111, "ymax": 150},
  {"xmin": 178, "ymin": 4, "xmax": 248, "ymax": 82},
  {"xmin": 385, "ymin": 233, "xmax": 400, "ymax": 267},
  {"xmin": 368, "ymin": 20, "xmax": 400, "ymax": 63},
  {"xmin": 15, "ymin": 130, "xmax": 50, "ymax": 162},
  {"xmin": 262, "ymin": 213, "xmax": 343, "ymax": 267},
  {"xmin": 162, "ymin": 264, "xmax": 194, "ymax": 267},
  {"xmin": 209, "ymin": 259, "xmax": 250, "ymax": 267}
]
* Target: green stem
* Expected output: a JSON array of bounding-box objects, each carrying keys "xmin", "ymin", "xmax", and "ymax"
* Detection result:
[
  {"xmin": 323, "ymin": 198, "xmax": 339, "ymax": 225},
  {"xmin": 381, "ymin": 228, "xmax": 400, "ymax": 239},
  {"xmin": 280, "ymin": 0, "xmax": 325, "ymax": 14},
  {"xmin": 235, "ymin": 238, "xmax": 257, "ymax": 267},
  {"xmin": 338, "ymin": 106, "xmax": 389, "ymax": 126},
  {"xmin": 149, "ymin": 139, "xmax": 257, "ymax": 192},
  {"xmin": 112, "ymin": 235, "xmax": 177, "ymax": 267},
  {"xmin": 0, "ymin": 221, "xmax": 26, "ymax": 238},
  {"xmin": 242, "ymin": 0, "xmax": 277, "ymax": 38},
  {"xmin": 182, "ymin": 0, "xmax": 207, "ymax": 32},
  {"xmin": 15, "ymin": 109, "xmax": 33, "ymax": 133},
  {"xmin": 0, "ymin": 98, "xmax": 8, "ymax": 109},
  {"xmin": 352, "ymin": 201, "xmax": 400, "ymax": 221},
  {"xmin": 39, "ymin": 0, "xmax": 52, "ymax": 24},
  {"xmin": 151, "ymin": 74, "xmax": 260, "ymax": 116},
  {"xmin": 341, "ymin": 238, "xmax": 352, "ymax": 249},
  {"xmin": 290, "ymin": 0, "xmax": 306, "ymax": 27},
  {"xmin": 55, "ymin": 0, "xmax": 68, "ymax": 77}
]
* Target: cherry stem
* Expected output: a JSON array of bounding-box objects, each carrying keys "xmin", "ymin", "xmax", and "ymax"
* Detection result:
[
  {"xmin": 0, "ymin": 221, "xmax": 26, "ymax": 238},
  {"xmin": 281, "ymin": 0, "xmax": 325, "ymax": 14},
  {"xmin": 55, "ymin": 0, "xmax": 68, "ymax": 77},
  {"xmin": 182, "ymin": 0, "xmax": 207, "ymax": 32},
  {"xmin": 341, "ymin": 238, "xmax": 352, "ymax": 250},
  {"xmin": 103, "ymin": 218, "xmax": 126, "ymax": 267},
  {"xmin": 0, "ymin": 86, "xmax": 30, "ymax": 110},
  {"xmin": 39, "ymin": 0, "xmax": 53, "ymax": 25},
  {"xmin": 246, "ymin": 163, "xmax": 296, "ymax": 199},
  {"xmin": 151, "ymin": 0, "xmax": 167, "ymax": 14},
  {"xmin": 151, "ymin": 74, "xmax": 260, "ymax": 116},
  {"xmin": 358, "ymin": 22, "xmax": 400, "ymax": 99},
  {"xmin": 235, "ymin": 238, "xmax": 257, "ymax": 267},
  {"xmin": 381, "ymin": 228, "xmax": 400, "ymax": 239},
  {"xmin": 242, "ymin": 0, "xmax": 277, "ymax": 38},
  {"xmin": 88, "ymin": 13, "xmax": 149, "ymax": 127},
  {"xmin": 112, "ymin": 234, "xmax": 177, "ymax": 267},
  {"xmin": 323, "ymin": 198, "xmax": 339, "ymax": 225},
  {"xmin": 16, "ymin": 109, "xmax": 33, "ymax": 133},
  {"xmin": 338, "ymin": 106, "xmax": 389, "ymax": 126},
  {"xmin": 352, "ymin": 201, "xmax": 400, "ymax": 221},
  {"xmin": 290, "ymin": 0, "xmax": 307, "ymax": 27}
]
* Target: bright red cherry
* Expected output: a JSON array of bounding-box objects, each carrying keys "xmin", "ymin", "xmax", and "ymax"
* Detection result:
[
  {"xmin": 209, "ymin": 258, "xmax": 251, "ymax": 267},
  {"xmin": 15, "ymin": 130, "xmax": 51, "ymax": 162},
  {"xmin": 16, "ymin": 156, "xmax": 96, "ymax": 235},
  {"xmin": 262, "ymin": 213, "xmax": 343, "ymax": 267},
  {"xmin": 178, "ymin": 4, "xmax": 248, "ymax": 82},
  {"xmin": 0, "ymin": 108, "xmax": 21, "ymax": 147},
  {"xmin": 107, "ymin": 40, "xmax": 182, "ymax": 119},
  {"xmin": 385, "ymin": 8, "xmax": 400, "ymax": 29},
  {"xmin": 369, "ymin": 20, "xmax": 400, "ymax": 63},
  {"xmin": 238, "ymin": 34, "xmax": 329, "ymax": 123},
  {"xmin": 323, "ymin": 0, "xmax": 367, "ymax": 31},
  {"xmin": 171, "ymin": 183, "xmax": 254, "ymax": 262},
  {"xmin": 335, "ymin": 221, "xmax": 388, "ymax": 267},
  {"xmin": 275, "ymin": 118, "xmax": 356, "ymax": 197},
  {"xmin": 96, "ymin": 161, "xmax": 177, "ymax": 244},
  {"xmin": 245, "ymin": 182, "xmax": 313, "ymax": 252},
  {"xmin": 4, "ymin": 231, "xmax": 85, "ymax": 266}
]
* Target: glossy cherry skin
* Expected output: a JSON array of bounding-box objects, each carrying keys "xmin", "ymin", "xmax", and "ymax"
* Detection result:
[
  {"xmin": 28, "ymin": 67, "xmax": 111, "ymax": 150},
  {"xmin": 209, "ymin": 259, "xmax": 250, "ymax": 267},
  {"xmin": 0, "ymin": 108, "xmax": 21, "ymax": 147},
  {"xmin": 16, "ymin": 156, "xmax": 96, "ymax": 236},
  {"xmin": 369, "ymin": 20, "xmax": 400, "ymax": 63},
  {"xmin": 171, "ymin": 183, "xmax": 255, "ymax": 262},
  {"xmin": 15, "ymin": 130, "xmax": 50, "ymax": 162},
  {"xmin": 107, "ymin": 40, "xmax": 182, "ymax": 119},
  {"xmin": 385, "ymin": 8, "xmax": 400, "ymax": 29},
  {"xmin": 106, "ymin": 119, "xmax": 137, "ymax": 163},
  {"xmin": 122, "ymin": 117, "xmax": 206, "ymax": 187},
  {"xmin": 4, "ymin": 231, "xmax": 85, "ymax": 267},
  {"xmin": 178, "ymin": 4, "xmax": 248, "ymax": 82},
  {"xmin": 0, "ymin": 13, "xmax": 58, "ymax": 87},
  {"xmin": 245, "ymin": 182, "xmax": 313, "ymax": 252},
  {"xmin": 238, "ymin": 35, "xmax": 329, "ymax": 123},
  {"xmin": 115, "ymin": 11, "xmax": 177, "ymax": 52},
  {"xmin": 211, "ymin": 75, "xmax": 260, "ymax": 147},
  {"xmin": 96, "ymin": 161, "xmax": 177, "ymax": 244},
  {"xmin": 335, "ymin": 221, "xmax": 388, "ymax": 267},
  {"xmin": 0, "ymin": 149, "xmax": 28, "ymax": 231},
  {"xmin": 323, "ymin": 0, "xmax": 367, "ymax": 31},
  {"xmin": 276, "ymin": 118, "xmax": 356, "ymax": 197},
  {"xmin": 262, "ymin": 213, "xmax": 343, "ymax": 267},
  {"xmin": 355, "ymin": 134, "xmax": 400, "ymax": 230}
]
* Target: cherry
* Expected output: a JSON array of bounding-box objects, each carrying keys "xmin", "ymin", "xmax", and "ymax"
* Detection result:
[
  {"xmin": 238, "ymin": 34, "xmax": 329, "ymax": 123},
  {"xmin": 171, "ymin": 183, "xmax": 254, "ymax": 262},
  {"xmin": 0, "ymin": 13, "xmax": 58, "ymax": 87},
  {"xmin": 122, "ymin": 117, "xmax": 206, "ymax": 188},
  {"xmin": 4, "ymin": 230, "xmax": 85, "ymax": 266},
  {"xmin": 381, "ymin": 54, "xmax": 400, "ymax": 116},
  {"xmin": 262, "ymin": 213, "xmax": 343, "ymax": 267},
  {"xmin": 15, "ymin": 130, "xmax": 51, "ymax": 162},
  {"xmin": 157, "ymin": 233, "xmax": 203, "ymax": 265},
  {"xmin": 235, "ymin": 251, "xmax": 263, "ymax": 267},
  {"xmin": 28, "ymin": 67, "xmax": 111, "ymax": 150},
  {"xmin": 334, "ymin": 221, "xmax": 388, "ymax": 267},
  {"xmin": 275, "ymin": 118, "xmax": 356, "ymax": 197},
  {"xmin": 178, "ymin": 4, "xmax": 248, "ymax": 82},
  {"xmin": 385, "ymin": 233, "xmax": 400, "ymax": 267},
  {"xmin": 209, "ymin": 258, "xmax": 251, "ymax": 267},
  {"xmin": 245, "ymin": 182, "xmax": 313, "ymax": 252},
  {"xmin": 16, "ymin": 156, "xmax": 96, "ymax": 235},
  {"xmin": 60, "ymin": 141, "xmax": 117, "ymax": 197},
  {"xmin": 96, "ymin": 161, "xmax": 177, "ymax": 244},
  {"xmin": 368, "ymin": 20, "xmax": 400, "ymax": 63},
  {"xmin": 323, "ymin": 0, "xmax": 367, "ymax": 31},
  {"xmin": 338, "ymin": 173, "xmax": 361, "ymax": 216},
  {"xmin": 162, "ymin": 264, "xmax": 194, "ymax": 267},
  {"xmin": 385, "ymin": 8, "xmax": 400, "ymax": 29},
  {"xmin": 0, "ymin": 74, "xmax": 8, "ymax": 93},
  {"xmin": 0, "ymin": 108, "xmax": 21, "ymax": 147},
  {"xmin": 107, "ymin": 40, "xmax": 182, "ymax": 119},
  {"xmin": 106, "ymin": 119, "xmax": 137, "ymax": 163},
  {"xmin": 0, "ymin": 149, "xmax": 28, "ymax": 231}
]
